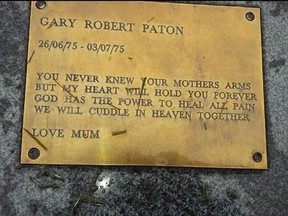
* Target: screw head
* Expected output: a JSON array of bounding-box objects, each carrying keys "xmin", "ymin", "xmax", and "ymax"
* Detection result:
[
  {"xmin": 28, "ymin": 148, "xmax": 40, "ymax": 160},
  {"xmin": 253, "ymin": 152, "xmax": 262, "ymax": 163},
  {"xmin": 246, "ymin": 12, "xmax": 255, "ymax": 21},
  {"xmin": 35, "ymin": 1, "xmax": 46, "ymax": 10}
]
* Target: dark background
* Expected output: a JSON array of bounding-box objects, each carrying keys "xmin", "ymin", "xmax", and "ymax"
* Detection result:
[{"xmin": 0, "ymin": 1, "xmax": 287, "ymax": 215}]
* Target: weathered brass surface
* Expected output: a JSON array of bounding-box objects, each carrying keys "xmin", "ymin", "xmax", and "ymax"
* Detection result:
[{"xmin": 21, "ymin": 1, "xmax": 267, "ymax": 169}]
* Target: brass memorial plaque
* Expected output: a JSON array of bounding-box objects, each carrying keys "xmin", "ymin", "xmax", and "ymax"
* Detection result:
[{"xmin": 21, "ymin": 1, "xmax": 267, "ymax": 169}]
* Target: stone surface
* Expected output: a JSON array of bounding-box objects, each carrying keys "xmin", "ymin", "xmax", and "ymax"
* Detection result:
[{"xmin": 0, "ymin": 1, "xmax": 287, "ymax": 215}]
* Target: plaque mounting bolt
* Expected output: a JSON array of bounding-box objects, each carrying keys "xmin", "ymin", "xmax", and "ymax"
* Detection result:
[
  {"xmin": 245, "ymin": 12, "xmax": 255, "ymax": 21},
  {"xmin": 35, "ymin": 1, "xmax": 46, "ymax": 10},
  {"xmin": 252, "ymin": 152, "xmax": 262, "ymax": 163},
  {"xmin": 28, "ymin": 147, "xmax": 40, "ymax": 160}
]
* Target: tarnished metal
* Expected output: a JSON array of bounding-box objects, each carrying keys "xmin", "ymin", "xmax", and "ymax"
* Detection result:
[{"xmin": 21, "ymin": 1, "xmax": 267, "ymax": 169}]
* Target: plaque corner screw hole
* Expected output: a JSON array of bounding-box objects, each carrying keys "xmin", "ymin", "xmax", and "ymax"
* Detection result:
[
  {"xmin": 252, "ymin": 152, "xmax": 262, "ymax": 163},
  {"xmin": 28, "ymin": 147, "xmax": 40, "ymax": 160},
  {"xmin": 245, "ymin": 11, "xmax": 255, "ymax": 21},
  {"xmin": 35, "ymin": 1, "xmax": 46, "ymax": 10}
]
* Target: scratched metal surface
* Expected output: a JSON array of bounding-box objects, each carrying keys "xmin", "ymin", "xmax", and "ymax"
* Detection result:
[
  {"xmin": 21, "ymin": 1, "xmax": 266, "ymax": 169},
  {"xmin": 0, "ymin": 1, "xmax": 288, "ymax": 215}
]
